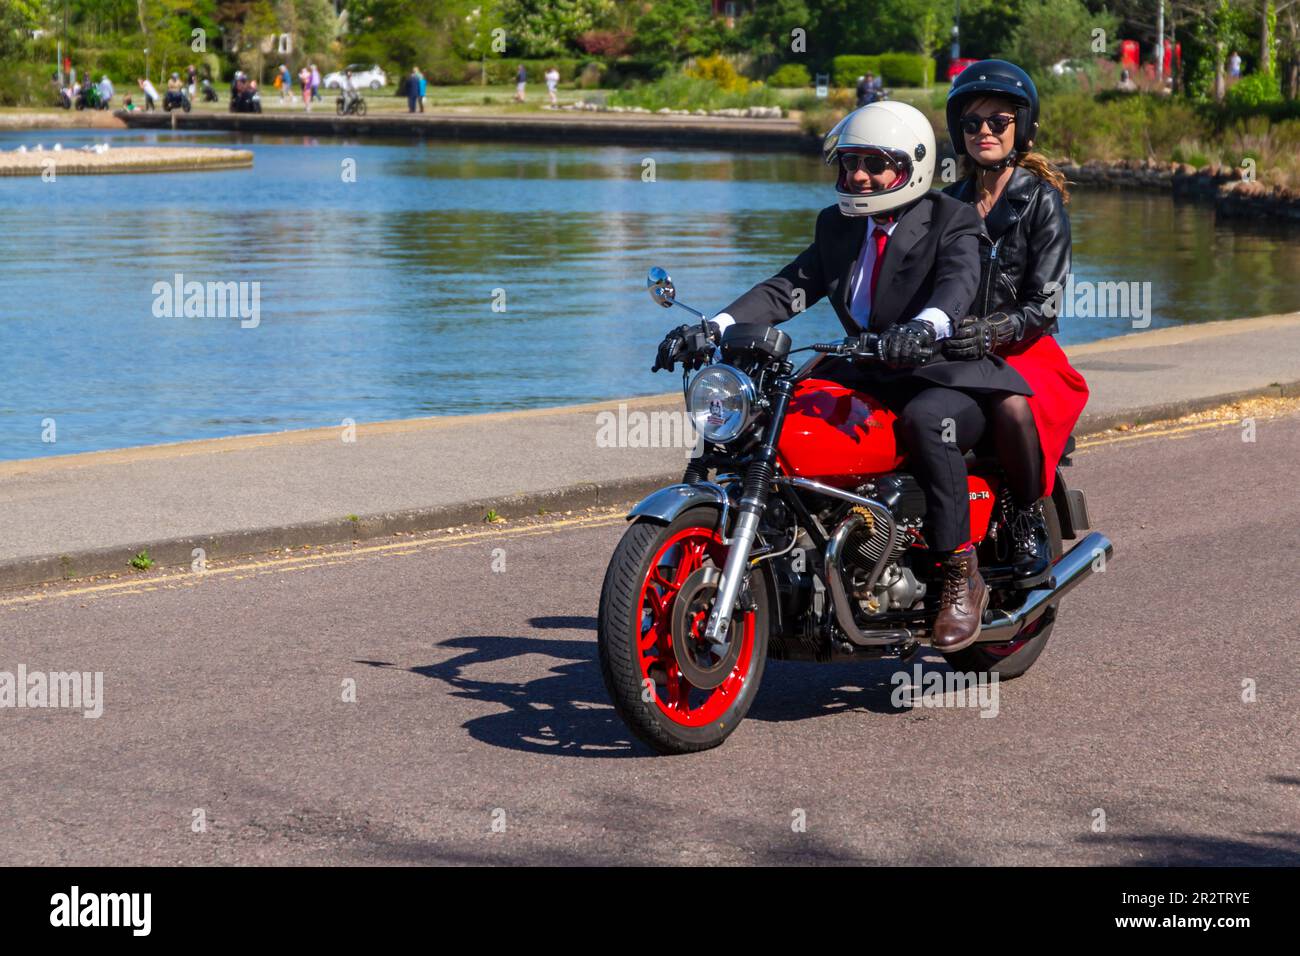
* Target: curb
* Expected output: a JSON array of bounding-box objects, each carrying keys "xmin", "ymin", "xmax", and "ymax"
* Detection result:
[
  {"xmin": 5, "ymin": 379, "xmax": 1297, "ymax": 593},
  {"xmin": 0, "ymin": 471, "xmax": 679, "ymax": 592}
]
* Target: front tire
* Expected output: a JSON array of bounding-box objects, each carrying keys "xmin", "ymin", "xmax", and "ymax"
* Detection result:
[
  {"xmin": 598, "ymin": 506, "xmax": 769, "ymax": 755},
  {"xmin": 943, "ymin": 496, "xmax": 1063, "ymax": 679}
]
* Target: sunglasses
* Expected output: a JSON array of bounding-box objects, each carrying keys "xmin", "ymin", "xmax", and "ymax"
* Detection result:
[
  {"xmin": 839, "ymin": 152, "xmax": 898, "ymax": 175},
  {"xmin": 960, "ymin": 112, "xmax": 1015, "ymax": 136}
]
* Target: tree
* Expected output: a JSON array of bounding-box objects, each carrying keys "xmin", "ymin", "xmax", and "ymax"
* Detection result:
[
  {"xmin": 1004, "ymin": 0, "xmax": 1118, "ymax": 76},
  {"xmin": 633, "ymin": 0, "xmax": 724, "ymax": 62},
  {"xmin": 497, "ymin": 0, "xmax": 614, "ymax": 58}
]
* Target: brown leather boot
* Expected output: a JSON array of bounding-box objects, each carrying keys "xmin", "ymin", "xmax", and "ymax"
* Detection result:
[{"xmin": 932, "ymin": 546, "xmax": 989, "ymax": 653}]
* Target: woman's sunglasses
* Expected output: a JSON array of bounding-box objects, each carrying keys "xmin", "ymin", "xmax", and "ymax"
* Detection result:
[
  {"xmin": 960, "ymin": 112, "xmax": 1015, "ymax": 136},
  {"xmin": 839, "ymin": 152, "xmax": 897, "ymax": 174}
]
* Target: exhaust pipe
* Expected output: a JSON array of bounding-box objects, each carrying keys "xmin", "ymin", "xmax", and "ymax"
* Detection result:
[
  {"xmin": 977, "ymin": 532, "xmax": 1114, "ymax": 643},
  {"xmin": 824, "ymin": 512, "xmax": 911, "ymax": 648}
]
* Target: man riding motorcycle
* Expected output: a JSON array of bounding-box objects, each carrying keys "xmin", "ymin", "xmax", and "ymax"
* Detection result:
[{"xmin": 652, "ymin": 101, "xmax": 1036, "ymax": 652}]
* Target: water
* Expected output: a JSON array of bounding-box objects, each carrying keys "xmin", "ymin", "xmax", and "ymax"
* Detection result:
[{"xmin": 2, "ymin": 127, "xmax": 1298, "ymax": 459}]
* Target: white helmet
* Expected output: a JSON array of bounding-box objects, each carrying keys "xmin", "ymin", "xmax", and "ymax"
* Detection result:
[{"xmin": 822, "ymin": 101, "xmax": 936, "ymax": 217}]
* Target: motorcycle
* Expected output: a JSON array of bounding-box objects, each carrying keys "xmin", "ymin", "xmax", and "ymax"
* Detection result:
[
  {"xmin": 596, "ymin": 268, "xmax": 1114, "ymax": 755},
  {"xmin": 336, "ymin": 91, "xmax": 367, "ymax": 116},
  {"xmin": 75, "ymin": 85, "xmax": 109, "ymax": 111},
  {"xmin": 230, "ymin": 87, "xmax": 262, "ymax": 114},
  {"xmin": 163, "ymin": 89, "xmax": 192, "ymax": 113},
  {"xmin": 201, "ymin": 78, "xmax": 220, "ymax": 103}
]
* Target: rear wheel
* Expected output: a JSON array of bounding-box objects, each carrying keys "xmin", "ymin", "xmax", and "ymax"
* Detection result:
[
  {"xmin": 598, "ymin": 506, "xmax": 769, "ymax": 755},
  {"xmin": 942, "ymin": 497, "xmax": 1063, "ymax": 679}
]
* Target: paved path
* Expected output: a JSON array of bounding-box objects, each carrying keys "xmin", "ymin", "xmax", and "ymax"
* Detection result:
[
  {"xmin": 2, "ymin": 314, "xmax": 1296, "ymax": 588},
  {"xmin": 0, "ymin": 410, "xmax": 1295, "ymax": 864}
]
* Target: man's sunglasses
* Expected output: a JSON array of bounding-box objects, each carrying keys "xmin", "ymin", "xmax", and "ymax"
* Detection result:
[
  {"xmin": 959, "ymin": 112, "xmax": 1015, "ymax": 136},
  {"xmin": 839, "ymin": 152, "xmax": 898, "ymax": 174}
]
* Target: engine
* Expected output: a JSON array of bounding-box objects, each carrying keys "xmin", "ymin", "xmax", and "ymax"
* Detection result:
[{"xmin": 841, "ymin": 474, "xmax": 927, "ymax": 614}]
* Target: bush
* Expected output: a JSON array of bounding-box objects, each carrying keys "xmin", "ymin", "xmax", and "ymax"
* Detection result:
[
  {"xmin": 831, "ymin": 55, "xmax": 882, "ymax": 88},
  {"xmin": 577, "ymin": 61, "xmax": 607, "ymax": 89},
  {"xmin": 482, "ymin": 58, "xmax": 582, "ymax": 84},
  {"xmin": 608, "ymin": 68, "xmax": 778, "ymax": 111},
  {"xmin": 877, "ymin": 53, "xmax": 935, "ymax": 88},
  {"xmin": 685, "ymin": 54, "xmax": 751, "ymax": 92},
  {"xmin": 0, "ymin": 61, "xmax": 53, "ymax": 107},
  {"xmin": 1225, "ymin": 72, "xmax": 1283, "ymax": 113},
  {"xmin": 768, "ymin": 63, "xmax": 811, "ymax": 88}
]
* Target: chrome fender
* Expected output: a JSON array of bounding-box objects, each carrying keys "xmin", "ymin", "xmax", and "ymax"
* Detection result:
[{"xmin": 627, "ymin": 482, "xmax": 731, "ymax": 531}]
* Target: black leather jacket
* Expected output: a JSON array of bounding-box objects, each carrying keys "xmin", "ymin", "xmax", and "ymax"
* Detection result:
[{"xmin": 942, "ymin": 165, "xmax": 1070, "ymax": 347}]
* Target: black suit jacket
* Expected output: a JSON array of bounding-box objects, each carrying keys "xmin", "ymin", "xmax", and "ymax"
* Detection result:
[
  {"xmin": 721, "ymin": 192, "xmax": 980, "ymax": 335},
  {"xmin": 721, "ymin": 192, "xmax": 1031, "ymax": 394}
]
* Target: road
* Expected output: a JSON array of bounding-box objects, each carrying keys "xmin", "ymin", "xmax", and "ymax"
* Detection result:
[{"xmin": 1, "ymin": 408, "xmax": 1296, "ymax": 865}]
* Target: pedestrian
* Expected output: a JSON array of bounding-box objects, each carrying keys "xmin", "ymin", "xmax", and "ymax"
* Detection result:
[
  {"xmin": 514, "ymin": 63, "xmax": 526, "ymax": 102},
  {"xmin": 299, "ymin": 65, "xmax": 312, "ymax": 111},
  {"xmin": 1228, "ymin": 50, "xmax": 1241, "ymax": 79},
  {"xmin": 98, "ymin": 74, "xmax": 114, "ymax": 108},
  {"xmin": 417, "ymin": 67, "xmax": 427, "ymax": 112},
  {"xmin": 544, "ymin": 65, "xmax": 559, "ymax": 107},
  {"xmin": 405, "ymin": 66, "xmax": 419, "ymax": 113},
  {"xmin": 138, "ymin": 76, "xmax": 159, "ymax": 111},
  {"xmin": 310, "ymin": 63, "xmax": 321, "ymax": 102},
  {"xmin": 186, "ymin": 63, "xmax": 197, "ymax": 99}
]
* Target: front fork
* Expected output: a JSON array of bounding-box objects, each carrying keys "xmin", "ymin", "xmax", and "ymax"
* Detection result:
[{"xmin": 702, "ymin": 375, "xmax": 794, "ymax": 644}]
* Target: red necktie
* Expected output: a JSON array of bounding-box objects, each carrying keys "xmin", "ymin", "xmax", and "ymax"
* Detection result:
[{"xmin": 869, "ymin": 226, "xmax": 889, "ymax": 302}]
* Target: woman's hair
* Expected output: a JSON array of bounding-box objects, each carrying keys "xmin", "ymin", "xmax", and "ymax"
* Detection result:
[{"xmin": 956, "ymin": 94, "xmax": 1071, "ymax": 204}]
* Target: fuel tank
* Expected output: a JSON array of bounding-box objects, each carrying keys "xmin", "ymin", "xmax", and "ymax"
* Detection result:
[
  {"xmin": 777, "ymin": 378, "xmax": 1000, "ymax": 542},
  {"xmin": 777, "ymin": 377, "xmax": 903, "ymax": 487}
]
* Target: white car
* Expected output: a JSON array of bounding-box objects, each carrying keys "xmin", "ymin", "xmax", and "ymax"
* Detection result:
[{"xmin": 323, "ymin": 65, "xmax": 387, "ymax": 90}]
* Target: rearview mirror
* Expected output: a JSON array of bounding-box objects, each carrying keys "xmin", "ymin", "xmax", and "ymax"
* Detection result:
[{"xmin": 647, "ymin": 266, "xmax": 676, "ymax": 309}]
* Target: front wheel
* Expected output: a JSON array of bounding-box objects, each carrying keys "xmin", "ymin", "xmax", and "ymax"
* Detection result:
[
  {"xmin": 942, "ymin": 495, "xmax": 1063, "ymax": 679},
  {"xmin": 598, "ymin": 506, "xmax": 769, "ymax": 755},
  {"xmin": 355, "ymin": 98, "xmax": 367, "ymax": 116}
]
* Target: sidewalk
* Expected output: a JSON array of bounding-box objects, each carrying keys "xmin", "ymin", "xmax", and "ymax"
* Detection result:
[{"xmin": 4, "ymin": 313, "xmax": 1298, "ymax": 589}]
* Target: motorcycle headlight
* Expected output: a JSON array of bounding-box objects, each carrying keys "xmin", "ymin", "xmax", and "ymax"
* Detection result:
[{"xmin": 687, "ymin": 365, "xmax": 756, "ymax": 444}]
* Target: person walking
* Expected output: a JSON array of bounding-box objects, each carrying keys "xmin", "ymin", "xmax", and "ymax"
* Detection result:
[
  {"xmin": 299, "ymin": 65, "xmax": 312, "ymax": 111},
  {"xmin": 137, "ymin": 76, "xmax": 159, "ymax": 111},
  {"xmin": 310, "ymin": 63, "xmax": 321, "ymax": 102},
  {"xmin": 545, "ymin": 65, "xmax": 560, "ymax": 107},
  {"xmin": 405, "ymin": 66, "xmax": 419, "ymax": 112},
  {"xmin": 514, "ymin": 63, "xmax": 527, "ymax": 102},
  {"xmin": 417, "ymin": 67, "xmax": 427, "ymax": 112}
]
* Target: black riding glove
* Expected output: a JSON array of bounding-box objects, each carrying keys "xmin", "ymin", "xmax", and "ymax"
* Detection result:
[
  {"xmin": 651, "ymin": 322, "xmax": 718, "ymax": 373},
  {"xmin": 943, "ymin": 312, "xmax": 1017, "ymax": 361},
  {"xmin": 879, "ymin": 320, "xmax": 936, "ymax": 369}
]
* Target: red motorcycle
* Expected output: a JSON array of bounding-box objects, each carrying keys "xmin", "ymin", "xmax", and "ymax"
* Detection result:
[{"xmin": 597, "ymin": 268, "xmax": 1113, "ymax": 755}]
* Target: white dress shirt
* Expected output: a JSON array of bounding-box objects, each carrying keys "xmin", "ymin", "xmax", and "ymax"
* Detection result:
[{"xmin": 712, "ymin": 214, "xmax": 951, "ymax": 339}]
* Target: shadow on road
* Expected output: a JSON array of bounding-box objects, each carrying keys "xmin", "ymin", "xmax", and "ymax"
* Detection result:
[{"xmin": 410, "ymin": 617, "xmax": 984, "ymax": 756}]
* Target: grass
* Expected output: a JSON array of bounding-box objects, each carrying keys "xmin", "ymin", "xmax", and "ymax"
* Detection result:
[
  {"xmin": 484, "ymin": 509, "xmax": 505, "ymax": 523},
  {"xmin": 129, "ymin": 549, "xmax": 153, "ymax": 571}
]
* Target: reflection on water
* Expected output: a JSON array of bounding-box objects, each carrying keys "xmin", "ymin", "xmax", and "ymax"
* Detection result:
[{"xmin": 1, "ymin": 127, "xmax": 1296, "ymax": 458}]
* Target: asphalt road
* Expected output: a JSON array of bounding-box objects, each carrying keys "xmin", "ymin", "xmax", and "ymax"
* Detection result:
[{"xmin": 1, "ymin": 410, "xmax": 1297, "ymax": 866}]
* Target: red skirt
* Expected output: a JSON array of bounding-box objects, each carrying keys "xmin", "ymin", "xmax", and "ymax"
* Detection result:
[{"xmin": 1001, "ymin": 335, "xmax": 1089, "ymax": 498}]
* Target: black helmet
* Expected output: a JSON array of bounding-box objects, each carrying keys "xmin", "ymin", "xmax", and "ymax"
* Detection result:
[{"xmin": 946, "ymin": 59, "xmax": 1039, "ymax": 164}]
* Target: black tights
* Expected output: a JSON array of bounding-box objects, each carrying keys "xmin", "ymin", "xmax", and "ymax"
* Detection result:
[{"xmin": 987, "ymin": 393, "xmax": 1043, "ymax": 507}]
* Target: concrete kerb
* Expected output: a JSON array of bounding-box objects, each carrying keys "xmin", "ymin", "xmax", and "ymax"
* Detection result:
[
  {"xmin": 0, "ymin": 471, "xmax": 680, "ymax": 592},
  {"xmin": 5, "ymin": 379, "xmax": 1296, "ymax": 592}
]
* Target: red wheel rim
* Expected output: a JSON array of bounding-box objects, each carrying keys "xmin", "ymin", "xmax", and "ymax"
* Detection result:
[{"xmin": 636, "ymin": 526, "xmax": 755, "ymax": 727}]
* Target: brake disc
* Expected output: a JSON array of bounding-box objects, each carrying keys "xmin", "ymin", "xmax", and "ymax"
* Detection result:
[{"xmin": 670, "ymin": 565, "xmax": 745, "ymax": 690}]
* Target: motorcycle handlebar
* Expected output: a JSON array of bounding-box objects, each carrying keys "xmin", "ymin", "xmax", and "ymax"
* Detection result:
[{"xmin": 811, "ymin": 332, "xmax": 879, "ymax": 357}]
